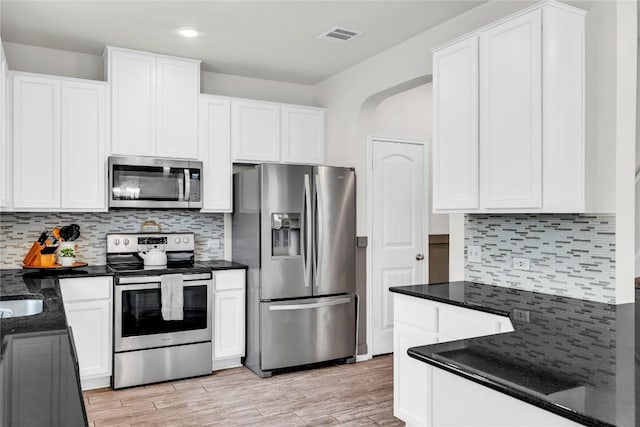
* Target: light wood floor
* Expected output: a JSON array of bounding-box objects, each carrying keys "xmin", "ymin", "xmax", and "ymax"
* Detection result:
[{"xmin": 84, "ymin": 355, "xmax": 402, "ymax": 426}]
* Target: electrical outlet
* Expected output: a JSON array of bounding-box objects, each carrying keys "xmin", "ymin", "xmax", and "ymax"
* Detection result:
[
  {"xmin": 468, "ymin": 245, "xmax": 482, "ymax": 263},
  {"xmin": 207, "ymin": 240, "xmax": 220, "ymax": 250},
  {"xmin": 513, "ymin": 257, "xmax": 531, "ymax": 271},
  {"xmin": 512, "ymin": 308, "xmax": 531, "ymax": 322}
]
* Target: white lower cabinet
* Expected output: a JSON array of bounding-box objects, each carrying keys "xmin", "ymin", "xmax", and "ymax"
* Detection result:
[
  {"xmin": 431, "ymin": 368, "xmax": 582, "ymax": 427},
  {"xmin": 59, "ymin": 276, "xmax": 112, "ymax": 390},
  {"xmin": 393, "ymin": 293, "xmax": 514, "ymax": 426},
  {"xmin": 212, "ymin": 269, "xmax": 246, "ymax": 371},
  {"xmin": 393, "ymin": 322, "xmax": 437, "ymax": 426}
]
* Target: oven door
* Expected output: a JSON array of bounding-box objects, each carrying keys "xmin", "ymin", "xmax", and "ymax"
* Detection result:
[{"xmin": 114, "ymin": 279, "xmax": 212, "ymax": 352}]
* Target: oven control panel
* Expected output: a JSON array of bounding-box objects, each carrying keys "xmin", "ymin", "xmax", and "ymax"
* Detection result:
[{"xmin": 107, "ymin": 233, "xmax": 195, "ymax": 253}]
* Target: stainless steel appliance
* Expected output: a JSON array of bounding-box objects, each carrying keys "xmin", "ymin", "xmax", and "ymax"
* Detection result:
[
  {"xmin": 233, "ymin": 164, "xmax": 357, "ymax": 378},
  {"xmin": 107, "ymin": 233, "xmax": 212, "ymax": 389},
  {"xmin": 108, "ymin": 156, "xmax": 202, "ymax": 208}
]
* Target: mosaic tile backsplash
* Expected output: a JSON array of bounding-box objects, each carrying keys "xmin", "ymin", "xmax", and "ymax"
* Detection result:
[
  {"xmin": 465, "ymin": 214, "xmax": 616, "ymax": 304},
  {"xmin": 0, "ymin": 210, "xmax": 225, "ymax": 268}
]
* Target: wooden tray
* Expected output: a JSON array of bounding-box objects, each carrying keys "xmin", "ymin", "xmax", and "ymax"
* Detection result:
[{"xmin": 23, "ymin": 262, "xmax": 88, "ymax": 270}]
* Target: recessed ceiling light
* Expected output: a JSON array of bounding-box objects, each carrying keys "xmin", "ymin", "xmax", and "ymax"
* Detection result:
[{"xmin": 178, "ymin": 28, "xmax": 199, "ymax": 38}]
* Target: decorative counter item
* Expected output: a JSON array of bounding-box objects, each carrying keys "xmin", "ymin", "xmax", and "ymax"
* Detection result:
[
  {"xmin": 58, "ymin": 247, "xmax": 76, "ymax": 267},
  {"xmin": 141, "ymin": 220, "xmax": 162, "ymax": 233}
]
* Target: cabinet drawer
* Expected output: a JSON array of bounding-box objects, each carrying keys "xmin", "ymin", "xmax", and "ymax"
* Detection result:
[
  {"xmin": 59, "ymin": 276, "xmax": 112, "ymax": 302},
  {"xmin": 393, "ymin": 293, "xmax": 438, "ymax": 332},
  {"xmin": 214, "ymin": 269, "xmax": 245, "ymax": 291},
  {"xmin": 439, "ymin": 305, "xmax": 503, "ymax": 340}
]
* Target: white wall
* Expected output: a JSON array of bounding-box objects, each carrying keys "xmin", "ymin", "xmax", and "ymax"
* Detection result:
[
  {"xmin": 312, "ymin": 0, "xmax": 633, "ymax": 301},
  {"xmin": 636, "ymin": 40, "xmax": 640, "ymax": 277},
  {"xmin": 371, "ymin": 83, "xmax": 448, "ymax": 235},
  {"xmin": 615, "ymin": 0, "xmax": 637, "ymax": 303},
  {"xmin": 3, "ymin": 41, "xmax": 315, "ymax": 105}
]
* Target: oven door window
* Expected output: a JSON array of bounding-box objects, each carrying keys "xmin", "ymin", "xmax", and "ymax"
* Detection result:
[
  {"xmin": 121, "ymin": 285, "xmax": 207, "ymax": 336},
  {"xmin": 112, "ymin": 164, "xmax": 184, "ymax": 201}
]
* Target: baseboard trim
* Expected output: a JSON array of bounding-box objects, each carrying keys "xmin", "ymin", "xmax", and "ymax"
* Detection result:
[
  {"xmin": 355, "ymin": 354, "xmax": 372, "ymax": 363},
  {"xmin": 81, "ymin": 375, "xmax": 111, "ymax": 391},
  {"xmin": 212, "ymin": 357, "xmax": 242, "ymax": 371}
]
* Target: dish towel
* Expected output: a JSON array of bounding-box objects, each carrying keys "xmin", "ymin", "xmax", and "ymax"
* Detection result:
[{"xmin": 161, "ymin": 274, "xmax": 184, "ymax": 321}]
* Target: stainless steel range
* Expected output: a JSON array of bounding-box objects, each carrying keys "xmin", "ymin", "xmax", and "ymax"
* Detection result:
[{"xmin": 107, "ymin": 232, "xmax": 213, "ymax": 389}]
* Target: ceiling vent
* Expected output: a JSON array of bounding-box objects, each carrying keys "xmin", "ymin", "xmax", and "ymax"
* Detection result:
[{"xmin": 317, "ymin": 26, "xmax": 362, "ymax": 43}]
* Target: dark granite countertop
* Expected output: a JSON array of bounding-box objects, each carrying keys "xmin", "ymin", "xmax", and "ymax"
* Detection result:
[
  {"xmin": 196, "ymin": 260, "xmax": 247, "ymax": 270},
  {"xmin": 390, "ymin": 282, "xmax": 637, "ymax": 427},
  {"xmin": 0, "ymin": 266, "xmax": 114, "ymax": 336}
]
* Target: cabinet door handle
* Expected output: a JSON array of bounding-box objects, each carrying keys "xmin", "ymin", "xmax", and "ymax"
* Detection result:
[{"xmin": 416, "ymin": 253, "xmax": 425, "ymax": 261}]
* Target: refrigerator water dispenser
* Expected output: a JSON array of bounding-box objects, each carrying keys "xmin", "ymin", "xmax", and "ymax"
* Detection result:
[{"xmin": 271, "ymin": 213, "xmax": 300, "ymax": 257}]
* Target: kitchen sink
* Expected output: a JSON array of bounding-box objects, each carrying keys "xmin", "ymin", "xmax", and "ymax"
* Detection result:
[{"xmin": 0, "ymin": 297, "xmax": 44, "ymax": 318}]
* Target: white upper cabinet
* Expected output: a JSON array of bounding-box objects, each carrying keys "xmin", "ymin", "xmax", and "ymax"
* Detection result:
[
  {"xmin": 231, "ymin": 100, "xmax": 280, "ymax": 163},
  {"xmin": 0, "ymin": 42, "xmax": 10, "ymax": 210},
  {"xmin": 199, "ymin": 95, "xmax": 232, "ymax": 212},
  {"xmin": 60, "ymin": 80, "xmax": 107, "ymax": 210},
  {"xmin": 432, "ymin": 36, "xmax": 479, "ymax": 210},
  {"xmin": 156, "ymin": 57, "xmax": 199, "ymax": 158},
  {"xmin": 12, "ymin": 74, "xmax": 61, "ymax": 209},
  {"xmin": 107, "ymin": 46, "xmax": 200, "ymax": 159},
  {"xmin": 432, "ymin": 2, "xmax": 585, "ymax": 213},
  {"xmin": 12, "ymin": 72, "xmax": 107, "ymax": 211},
  {"xmin": 231, "ymin": 99, "xmax": 325, "ymax": 165},
  {"xmin": 480, "ymin": 10, "xmax": 542, "ymax": 209},
  {"xmin": 281, "ymin": 106, "xmax": 325, "ymax": 165},
  {"xmin": 109, "ymin": 49, "xmax": 156, "ymax": 156}
]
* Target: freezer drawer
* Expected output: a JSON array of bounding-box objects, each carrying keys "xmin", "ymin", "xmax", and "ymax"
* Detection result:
[{"xmin": 260, "ymin": 294, "xmax": 356, "ymax": 371}]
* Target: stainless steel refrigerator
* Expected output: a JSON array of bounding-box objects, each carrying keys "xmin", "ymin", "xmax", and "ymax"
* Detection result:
[{"xmin": 233, "ymin": 164, "xmax": 357, "ymax": 378}]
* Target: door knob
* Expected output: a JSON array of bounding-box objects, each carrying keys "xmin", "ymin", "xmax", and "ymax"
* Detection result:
[{"xmin": 416, "ymin": 253, "xmax": 425, "ymax": 261}]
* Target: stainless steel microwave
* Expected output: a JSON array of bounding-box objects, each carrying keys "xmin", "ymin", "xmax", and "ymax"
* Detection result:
[{"xmin": 108, "ymin": 156, "xmax": 203, "ymax": 208}]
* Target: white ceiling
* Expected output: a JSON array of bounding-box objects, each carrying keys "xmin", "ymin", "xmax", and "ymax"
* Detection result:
[{"xmin": 0, "ymin": 1, "xmax": 485, "ymax": 85}]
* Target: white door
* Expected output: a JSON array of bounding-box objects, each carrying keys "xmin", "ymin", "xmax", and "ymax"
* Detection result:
[
  {"xmin": 156, "ymin": 57, "xmax": 199, "ymax": 159},
  {"xmin": 371, "ymin": 139, "xmax": 426, "ymax": 355},
  {"xmin": 60, "ymin": 80, "xmax": 107, "ymax": 210},
  {"xmin": 479, "ymin": 9, "xmax": 542, "ymax": 209}
]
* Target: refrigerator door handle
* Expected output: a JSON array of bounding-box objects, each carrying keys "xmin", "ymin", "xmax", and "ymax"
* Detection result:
[
  {"xmin": 303, "ymin": 174, "xmax": 312, "ymax": 288},
  {"xmin": 268, "ymin": 297, "xmax": 352, "ymax": 311},
  {"xmin": 314, "ymin": 174, "xmax": 322, "ymax": 287}
]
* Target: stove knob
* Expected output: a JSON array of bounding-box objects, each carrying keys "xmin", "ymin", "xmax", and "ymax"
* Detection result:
[
  {"xmin": 123, "ymin": 239, "xmax": 130, "ymax": 245},
  {"xmin": 114, "ymin": 239, "xmax": 120, "ymax": 246},
  {"xmin": 183, "ymin": 238, "xmax": 189, "ymax": 244},
  {"xmin": 175, "ymin": 238, "xmax": 181, "ymax": 244}
]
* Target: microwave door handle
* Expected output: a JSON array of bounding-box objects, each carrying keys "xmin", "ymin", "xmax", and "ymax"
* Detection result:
[{"xmin": 184, "ymin": 169, "xmax": 191, "ymax": 201}]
